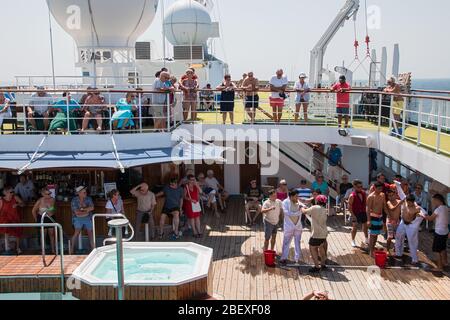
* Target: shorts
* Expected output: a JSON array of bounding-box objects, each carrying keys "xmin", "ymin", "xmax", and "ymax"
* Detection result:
[
  {"xmin": 352, "ymin": 213, "xmax": 368, "ymax": 224},
  {"xmin": 72, "ymin": 215, "xmax": 93, "ymax": 231},
  {"xmin": 432, "ymin": 233, "xmax": 448, "ymax": 253},
  {"xmin": 245, "ymin": 95, "xmax": 259, "ymax": 109},
  {"xmin": 269, "ymin": 97, "xmax": 285, "ymax": 108},
  {"xmin": 336, "ymin": 107, "xmax": 350, "ymax": 115},
  {"xmin": 369, "ymin": 216, "xmax": 384, "ymax": 235},
  {"xmin": 263, "ymin": 220, "xmax": 278, "ymax": 241},
  {"xmin": 152, "ymin": 105, "xmax": 166, "ymax": 118},
  {"xmin": 246, "ymin": 201, "xmax": 261, "ymax": 211},
  {"xmin": 309, "ymin": 238, "xmax": 326, "ymax": 247},
  {"xmin": 295, "ymin": 97, "xmax": 310, "ymax": 104},
  {"xmin": 37, "ymin": 214, "xmax": 57, "ymax": 229},
  {"xmin": 386, "ymin": 220, "xmax": 399, "ymax": 238},
  {"xmin": 162, "ymin": 207, "xmax": 180, "ymax": 216},
  {"xmin": 87, "ymin": 106, "xmax": 104, "ymax": 115}
]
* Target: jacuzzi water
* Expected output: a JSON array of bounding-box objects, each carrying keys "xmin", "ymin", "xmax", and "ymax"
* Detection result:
[{"xmin": 91, "ymin": 248, "xmax": 198, "ymax": 282}]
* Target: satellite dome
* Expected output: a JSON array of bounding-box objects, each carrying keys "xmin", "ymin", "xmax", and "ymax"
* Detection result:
[
  {"xmin": 47, "ymin": 0, "xmax": 159, "ymax": 48},
  {"xmin": 163, "ymin": 0, "xmax": 212, "ymax": 46}
]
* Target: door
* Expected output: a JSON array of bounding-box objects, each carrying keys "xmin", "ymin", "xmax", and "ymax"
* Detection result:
[{"xmin": 239, "ymin": 141, "xmax": 261, "ymax": 193}]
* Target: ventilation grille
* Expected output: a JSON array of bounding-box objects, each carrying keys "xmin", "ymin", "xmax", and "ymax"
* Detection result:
[
  {"xmin": 135, "ymin": 42, "xmax": 151, "ymax": 60},
  {"xmin": 173, "ymin": 46, "xmax": 204, "ymax": 60}
]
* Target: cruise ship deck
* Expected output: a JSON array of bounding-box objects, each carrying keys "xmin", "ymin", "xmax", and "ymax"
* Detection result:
[{"xmin": 0, "ymin": 198, "xmax": 449, "ymax": 300}]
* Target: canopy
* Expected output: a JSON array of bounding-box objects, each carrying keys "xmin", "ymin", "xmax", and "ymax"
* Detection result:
[{"xmin": 0, "ymin": 141, "xmax": 226, "ymax": 173}]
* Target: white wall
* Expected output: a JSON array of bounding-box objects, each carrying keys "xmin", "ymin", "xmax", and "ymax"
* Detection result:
[
  {"xmin": 224, "ymin": 164, "xmax": 240, "ymax": 195},
  {"xmin": 340, "ymin": 145, "xmax": 370, "ymax": 186}
]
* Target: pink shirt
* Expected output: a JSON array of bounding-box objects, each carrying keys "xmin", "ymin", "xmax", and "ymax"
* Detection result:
[{"xmin": 332, "ymin": 82, "xmax": 351, "ymax": 108}]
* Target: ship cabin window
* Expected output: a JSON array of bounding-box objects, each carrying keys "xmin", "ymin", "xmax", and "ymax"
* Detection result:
[
  {"xmin": 391, "ymin": 160, "xmax": 399, "ymax": 173},
  {"xmin": 400, "ymin": 165, "xmax": 409, "ymax": 178},
  {"xmin": 384, "ymin": 156, "xmax": 391, "ymax": 168}
]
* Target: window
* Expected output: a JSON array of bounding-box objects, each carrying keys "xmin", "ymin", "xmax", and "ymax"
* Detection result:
[
  {"xmin": 384, "ymin": 156, "xmax": 391, "ymax": 168},
  {"xmin": 391, "ymin": 160, "xmax": 399, "ymax": 173},
  {"xmin": 400, "ymin": 166, "xmax": 408, "ymax": 178}
]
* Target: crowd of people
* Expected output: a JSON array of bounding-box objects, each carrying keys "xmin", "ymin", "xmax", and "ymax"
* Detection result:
[
  {"xmin": 1, "ymin": 68, "xmax": 410, "ymax": 133},
  {"xmin": 0, "ymin": 167, "xmax": 448, "ymax": 272},
  {"xmin": 242, "ymin": 169, "xmax": 448, "ymax": 273}
]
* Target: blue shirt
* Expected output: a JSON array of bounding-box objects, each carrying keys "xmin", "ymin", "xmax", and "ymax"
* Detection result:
[
  {"xmin": 53, "ymin": 99, "xmax": 80, "ymax": 113},
  {"xmin": 71, "ymin": 196, "xmax": 94, "ymax": 217},
  {"xmin": 162, "ymin": 185, "xmax": 184, "ymax": 209},
  {"xmin": 328, "ymin": 147, "xmax": 342, "ymax": 166},
  {"xmin": 312, "ymin": 181, "xmax": 329, "ymax": 195},
  {"xmin": 296, "ymin": 188, "xmax": 312, "ymax": 200}
]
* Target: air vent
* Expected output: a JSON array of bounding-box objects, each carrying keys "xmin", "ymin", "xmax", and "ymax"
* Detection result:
[
  {"xmin": 173, "ymin": 46, "xmax": 204, "ymax": 60},
  {"xmin": 135, "ymin": 42, "xmax": 151, "ymax": 60},
  {"xmin": 350, "ymin": 136, "xmax": 372, "ymax": 147}
]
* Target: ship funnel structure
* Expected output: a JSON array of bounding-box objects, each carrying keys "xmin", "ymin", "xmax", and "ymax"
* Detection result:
[{"xmin": 392, "ymin": 44, "xmax": 400, "ymax": 79}]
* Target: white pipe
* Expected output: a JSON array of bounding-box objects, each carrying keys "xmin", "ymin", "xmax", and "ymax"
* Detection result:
[{"xmin": 47, "ymin": 8, "xmax": 56, "ymax": 90}]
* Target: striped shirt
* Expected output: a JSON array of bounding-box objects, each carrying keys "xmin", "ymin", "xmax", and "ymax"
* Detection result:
[{"xmin": 296, "ymin": 188, "xmax": 312, "ymax": 200}]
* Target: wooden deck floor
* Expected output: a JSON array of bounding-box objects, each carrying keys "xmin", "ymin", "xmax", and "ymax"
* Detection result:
[
  {"xmin": 191, "ymin": 197, "xmax": 450, "ymax": 300},
  {"xmin": 0, "ymin": 198, "xmax": 448, "ymax": 300}
]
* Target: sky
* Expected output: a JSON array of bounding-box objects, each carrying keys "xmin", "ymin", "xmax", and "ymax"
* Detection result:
[{"xmin": 0, "ymin": 0, "xmax": 449, "ymax": 85}]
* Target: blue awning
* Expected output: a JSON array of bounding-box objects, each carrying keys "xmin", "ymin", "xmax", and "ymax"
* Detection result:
[{"xmin": 0, "ymin": 142, "xmax": 226, "ymax": 172}]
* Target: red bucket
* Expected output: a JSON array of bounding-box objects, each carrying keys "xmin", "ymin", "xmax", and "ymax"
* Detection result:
[
  {"xmin": 264, "ymin": 250, "xmax": 276, "ymax": 267},
  {"xmin": 374, "ymin": 250, "xmax": 388, "ymax": 269}
]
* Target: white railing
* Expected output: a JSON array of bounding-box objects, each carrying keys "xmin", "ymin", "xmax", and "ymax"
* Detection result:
[{"xmin": 1, "ymin": 88, "xmax": 449, "ymax": 156}]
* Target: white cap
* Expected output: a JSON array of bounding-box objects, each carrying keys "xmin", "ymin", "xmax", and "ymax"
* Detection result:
[
  {"xmin": 75, "ymin": 186, "xmax": 86, "ymax": 194},
  {"xmin": 299, "ymin": 73, "xmax": 308, "ymax": 78}
]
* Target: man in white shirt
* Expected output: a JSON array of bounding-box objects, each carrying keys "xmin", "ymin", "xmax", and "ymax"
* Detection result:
[
  {"xmin": 14, "ymin": 175, "xmax": 35, "ymax": 203},
  {"xmin": 294, "ymin": 73, "xmax": 311, "ymax": 122},
  {"xmin": 27, "ymin": 87, "xmax": 54, "ymax": 131},
  {"xmin": 421, "ymin": 194, "xmax": 449, "ymax": 272},
  {"xmin": 204, "ymin": 170, "xmax": 228, "ymax": 211},
  {"xmin": 261, "ymin": 189, "xmax": 283, "ymax": 251},
  {"xmin": 269, "ymin": 69, "xmax": 288, "ymax": 123},
  {"xmin": 280, "ymin": 190, "xmax": 306, "ymax": 265}
]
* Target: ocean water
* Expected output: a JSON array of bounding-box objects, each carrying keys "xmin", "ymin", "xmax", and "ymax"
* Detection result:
[{"xmin": 412, "ymin": 79, "xmax": 450, "ymax": 92}]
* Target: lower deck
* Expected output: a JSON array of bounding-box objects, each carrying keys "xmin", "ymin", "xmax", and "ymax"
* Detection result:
[{"xmin": 0, "ymin": 198, "xmax": 449, "ymax": 300}]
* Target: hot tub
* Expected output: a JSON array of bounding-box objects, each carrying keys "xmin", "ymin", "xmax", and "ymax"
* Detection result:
[{"xmin": 71, "ymin": 242, "xmax": 213, "ymax": 300}]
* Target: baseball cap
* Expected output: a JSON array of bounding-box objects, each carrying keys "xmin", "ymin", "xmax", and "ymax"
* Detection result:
[{"xmin": 299, "ymin": 73, "xmax": 308, "ymax": 78}]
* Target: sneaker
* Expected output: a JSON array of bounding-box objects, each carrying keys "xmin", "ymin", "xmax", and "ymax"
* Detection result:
[
  {"xmin": 169, "ymin": 233, "xmax": 178, "ymax": 241},
  {"xmin": 351, "ymin": 240, "xmax": 357, "ymax": 248}
]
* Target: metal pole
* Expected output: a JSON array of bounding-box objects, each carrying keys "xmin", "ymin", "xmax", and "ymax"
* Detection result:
[
  {"xmin": 417, "ymin": 99, "xmax": 423, "ymax": 146},
  {"xmin": 145, "ymin": 224, "xmax": 149, "ymax": 242},
  {"xmin": 377, "ymin": 93, "xmax": 382, "ymax": 130},
  {"xmin": 436, "ymin": 102, "xmax": 442, "ymax": 154},
  {"xmin": 47, "ymin": 9, "xmax": 56, "ymax": 90},
  {"xmin": 167, "ymin": 93, "xmax": 171, "ymax": 131},
  {"xmin": 401, "ymin": 97, "xmax": 407, "ymax": 141},
  {"xmin": 138, "ymin": 92, "xmax": 143, "ymax": 133},
  {"xmin": 161, "ymin": 0, "xmax": 167, "ymax": 68},
  {"xmin": 108, "ymin": 219, "xmax": 128, "ymax": 301}
]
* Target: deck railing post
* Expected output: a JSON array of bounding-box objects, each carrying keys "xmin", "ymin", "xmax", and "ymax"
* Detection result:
[
  {"xmin": 167, "ymin": 93, "xmax": 171, "ymax": 132},
  {"xmin": 378, "ymin": 93, "xmax": 382, "ymax": 131},
  {"xmin": 108, "ymin": 92, "xmax": 113, "ymax": 135},
  {"xmin": 436, "ymin": 102, "xmax": 442, "ymax": 154},
  {"xmin": 388, "ymin": 96, "xmax": 393, "ymax": 135},
  {"xmin": 138, "ymin": 92, "xmax": 143, "ymax": 134},
  {"xmin": 66, "ymin": 96, "xmax": 70, "ymax": 134},
  {"xmin": 401, "ymin": 97, "xmax": 407, "ymax": 141},
  {"xmin": 417, "ymin": 98, "xmax": 423, "ymax": 146}
]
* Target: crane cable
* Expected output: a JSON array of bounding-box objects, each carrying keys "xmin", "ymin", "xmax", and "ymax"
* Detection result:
[{"xmin": 364, "ymin": 0, "xmax": 371, "ymax": 57}]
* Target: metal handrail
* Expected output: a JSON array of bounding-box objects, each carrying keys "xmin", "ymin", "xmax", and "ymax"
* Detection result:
[
  {"xmin": 91, "ymin": 213, "xmax": 134, "ymax": 248},
  {"xmin": 40, "ymin": 211, "xmax": 59, "ymax": 266},
  {"xmin": 0, "ymin": 222, "xmax": 65, "ymax": 295}
]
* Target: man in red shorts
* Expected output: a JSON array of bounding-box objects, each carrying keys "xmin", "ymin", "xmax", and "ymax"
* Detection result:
[
  {"xmin": 331, "ymin": 75, "xmax": 352, "ymax": 128},
  {"xmin": 269, "ymin": 69, "xmax": 288, "ymax": 123}
]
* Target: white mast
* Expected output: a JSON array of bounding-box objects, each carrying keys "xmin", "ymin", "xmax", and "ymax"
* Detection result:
[
  {"xmin": 309, "ymin": 0, "xmax": 360, "ymax": 88},
  {"xmin": 47, "ymin": 6, "xmax": 56, "ymax": 89}
]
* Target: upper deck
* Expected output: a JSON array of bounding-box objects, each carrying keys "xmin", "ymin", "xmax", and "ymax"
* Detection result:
[{"xmin": 1, "ymin": 87, "xmax": 449, "ymax": 185}]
